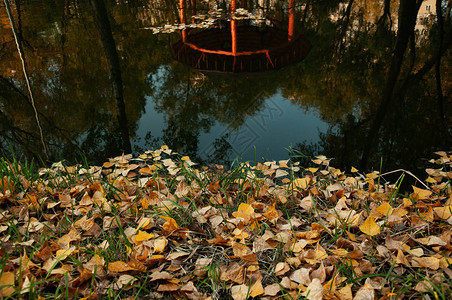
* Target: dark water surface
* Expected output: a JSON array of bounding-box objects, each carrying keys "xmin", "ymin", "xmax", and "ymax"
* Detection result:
[{"xmin": 0, "ymin": 0, "xmax": 450, "ymax": 174}]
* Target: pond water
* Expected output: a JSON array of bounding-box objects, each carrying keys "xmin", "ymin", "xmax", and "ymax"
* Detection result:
[{"xmin": 0, "ymin": 0, "xmax": 450, "ymax": 175}]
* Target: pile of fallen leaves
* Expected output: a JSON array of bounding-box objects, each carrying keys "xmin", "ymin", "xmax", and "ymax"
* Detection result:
[{"xmin": 0, "ymin": 147, "xmax": 451, "ymax": 299}]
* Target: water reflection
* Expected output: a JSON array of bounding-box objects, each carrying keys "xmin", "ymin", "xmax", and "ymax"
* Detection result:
[
  {"xmin": 169, "ymin": 0, "xmax": 311, "ymax": 73},
  {"xmin": 0, "ymin": 0, "xmax": 449, "ymax": 176}
]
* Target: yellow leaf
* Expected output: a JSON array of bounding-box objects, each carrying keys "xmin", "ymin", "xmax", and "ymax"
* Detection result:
[
  {"xmin": 135, "ymin": 230, "xmax": 155, "ymax": 243},
  {"xmin": 433, "ymin": 206, "xmax": 452, "ymax": 220},
  {"xmin": 346, "ymin": 231, "xmax": 357, "ymax": 242},
  {"xmin": 425, "ymin": 177, "xmax": 437, "ymax": 184},
  {"xmin": 181, "ymin": 156, "xmax": 190, "ymax": 161},
  {"xmin": 55, "ymin": 246, "xmax": 76, "ymax": 261},
  {"xmin": 374, "ymin": 201, "xmax": 393, "ymax": 217},
  {"xmin": 412, "ymin": 186, "xmax": 432, "ymax": 200},
  {"xmin": 0, "ymin": 272, "xmax": 15, "ymax": 297},
  {"xmin": 351, "ymin": 167, "xmax": 358, "ymax": 173},
  {"xmin": 306, "ymin": 168, "xmax": 318, "ymax": 173},
  {"xmin": 366, "ymin": 173, "xmax": 379, "ymax": 179},
  {"xmin": 336, "ymin": 283, "xmax": 353, "ymax": 300},
  {"xmin": 359, "ymin": 216, "xmax": 380, "ymax": 236},
  {"xmin": 293, "ymin": 177, "xmax": 309, "ymax": 189},
  {"xmin": 161, "ymin": 145, "xmax": 169, "ymax": 150},
  {"xmin": 249, "ymin": 279, "xmax": 264, "ymax": 297},
  {"xmin": 161, "ymin": 216, "xmax": 179, "ymax": 232},
  {"xmin": 154, "ymin": 237, "xmax": 168, "ymax": 253},
  {"xmin": 108, "ymin": 261, "xmax": 136, "ymax": 273},
  {"xmin": 136, "ymin": 217, "xmax": 152, "ymax": 231},
  {"xmin": 232, "ymin": 203, "xmax": 255, "ymax": 223}
]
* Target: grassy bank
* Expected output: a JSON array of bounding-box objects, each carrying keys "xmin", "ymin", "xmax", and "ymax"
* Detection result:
[{"xmin": 0, "ymin": 147, "xmax": 451, "ymax": 299}]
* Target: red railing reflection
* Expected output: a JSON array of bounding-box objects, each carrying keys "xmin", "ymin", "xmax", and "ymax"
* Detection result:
[{"xmin": 173, "ymin": 0, "xmax": 311, "ymax": 73}]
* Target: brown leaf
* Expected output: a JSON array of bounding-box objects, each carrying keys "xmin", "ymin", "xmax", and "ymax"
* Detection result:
[
  {"xmin": 231, "ymin": 284, "xmax": 250, "ymax": 300},
  {"xmin": 108, "ymin": 261, "xmax": 137, "ymax": 273},
  {"xmin": 302, "ymin": 278, "xmax": 324, "ymax": 300},
  {"xmin": 84, "ymin": 254, "xmax": 106, "ymax": 277},
  {"xmin": 154, "ymin": 237, "xmax": 168, "ymax": 252},
  {"xmin": 150, "ymin": 271, "xmax": 173, "ymax": 281},
  {"xmin": 411, "ymin": 256, "xmax": 440, "ymax": 270},
  {"xmin": 127, "ymin": 257, "xmax": 146, "ymax": 272},
  {"xmin": 57, "ymin": 227, "xmax": 81, "ymax": 249},
  {"xmin": 220, "ymin": 262, "xmax": 245, "ymax": 284},
  {"xmin": 396, "ymin": 250, "xmax": 411, "ymax": 267},
  {"xmin": 274, "ymin": 262, "xmax": 290, "ymax": 276},
  {"xmin": 194, "ymin": 258, "xmax": 213, "ymax": 276},
  {"xmin": 290, "ymin": 268, "xmax": 311, "ymax": 285},
  {"xmin": 161, "ymin": 216, "xmax": 179, "ymax": 232},
  {"xmin": 35, "ymin": 241, "xmax": 61, "ymax": 262},
  {"xmin": 157, "ymin": 283, "xmax": 179, "ymax": 292},
  {"xmin": 310, "ymin": 262, "xmax": 326, "ymax": 283},
  {"xmin": 74, "ymin": 215, "xmax": 95, "ymax": 231},
  {"xmin": 264, "ymin": 283, "xmax": 281, "ymax": 296},
  {"xmin": 353, "ymin": 283, "xmax": 374, "ymax": 300}
]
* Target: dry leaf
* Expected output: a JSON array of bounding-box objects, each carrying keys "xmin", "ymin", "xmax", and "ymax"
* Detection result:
[
  {"xmin": 353, "ymin": 283, "xmax": 374, "ymax": 300},
  {"xmin": 0, "ymin": 272, "xmax": 15, "ymax": 297},
  {"xmin": 231, "ymin": 284, "xmax": 250, "ymax": 300},
  {"xmin": 274, "ymin": 262, "xmax": 290, "ymax": 276},
  {"xmin": 108, "ymin": 261, "xmax": 136, "ymax": 273},
  {"xmin": 359, "ymin": 216, "xmax": 380, "ymax": 236},
  {"xmin": 264, "ymin": 283, "xmax": 281, "ymax": 296},
  {"xmin": 302, "ymin": 278, "xmax": 324, "ymax": 300}
]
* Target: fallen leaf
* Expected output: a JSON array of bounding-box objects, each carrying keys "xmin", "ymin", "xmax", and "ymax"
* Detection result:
[
  {"xmin": 0, "ymin": 272, "xmax": 15, "ymax": 297},
  {"xmin": 336, "ymin": 283, "xmax": 353, "ymax": 300},
  {"xmin": 108, "ymin": 261, "xmax": 136, "ymax": 273},
  {"xmin": 359, "ymin": 216, "xmax": 380, "ymax": 236},
  {"xmin": 353, "ymin": 283, "xmax": 374, "ymax": 300},
  {"xmin": 275, "ymin": 262, "xmax": 290, "ymax": 276},
  {"xmin": 135, "ymin": 230, "xmax": 155, "ymax": 243},
  {"xmin": 289, "ymin": 268, "xmax": 311, "ymax": 285},
  {"xmin": 154, "ymin": 237, "xmax": 168, "ymax": 252},
  {"xmin": 232, "ymin": 203, "xmax": 255, "ymax": 224},
  {"xmin": 264, "ymin": 283, "xmax": 281, "ymax": 296},
  {"xmin": 249, "ymin": 278, "xmax": 264, "ymax": 297},
  {"xmin": 150, "ymin": 271, "xmax": 173, "ymax": 281},
  {"xmin": 231, "ymin": 284, "xmax": 250, "ymax": 300},
  {"xmin": 412, "ymin": 186, "xmax": 432, "ymax": 200},
  {"xmin": 302, "ymin": 278, "xmax": 324, "ymax": 300}
]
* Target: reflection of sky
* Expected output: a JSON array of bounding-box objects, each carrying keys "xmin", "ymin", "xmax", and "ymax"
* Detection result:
[{"xmin": 134, "ymin": 88, "xmax": 328, "ymax": 162}]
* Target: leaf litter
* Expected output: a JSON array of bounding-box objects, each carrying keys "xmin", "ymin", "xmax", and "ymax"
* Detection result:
[{"xmin": 0, "ymin": 148, "xmax": 451, "ymax": 299}]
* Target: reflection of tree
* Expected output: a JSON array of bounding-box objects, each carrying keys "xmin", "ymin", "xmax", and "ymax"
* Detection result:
[
  {"xmin": 0, "ymin": 1, "xmax": 158, "ymax": 163},
  {"xmin": 149, "ymin": 62, "xmax": 284, "ymax": 160},
  {"xmin": 288, "ymin": 0, "xmax": 451, "ymax": 173},
  {"xmin": 89, "ymin": 0, "xmax": 132, "ymax": 154}
]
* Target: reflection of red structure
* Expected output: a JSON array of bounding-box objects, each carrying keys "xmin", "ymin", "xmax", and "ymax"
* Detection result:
[{"xmin": 173, "ymin": 0, "xmax": 311, "ymax": 73}]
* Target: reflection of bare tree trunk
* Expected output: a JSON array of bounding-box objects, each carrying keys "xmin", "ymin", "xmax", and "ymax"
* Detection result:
[
  {"xmin": 360, "ymin": 0, "xmax": 422, "ymax": 169},
  {"xmin": 377, "ymin": 0, "xmax": 392, "ymax": 29},
  {"xmin": 89, "ymin": 0, "xmax": 132, "ymax": 154},
  {"xmin": 301, "ymin": 0, "xmax": 310, "ymax": 27},
  {"xmin": 4, "ymin": 0, "xmax": 48, "ymax": 160},
  {"xmin": 435, "ymin": 0, "xmax": 445, "ymax": 126},
  {"xmin": 447, "ymin": 0, "xmax": 452, "ymax": 24},
  {"xmin": 337, "ymin": 0, "xmax": 354, "ymax": 54}
]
